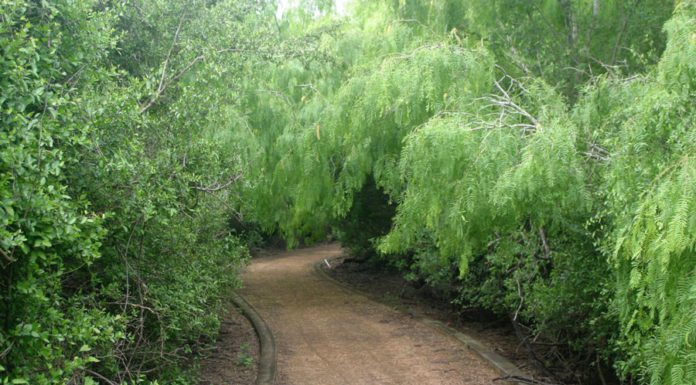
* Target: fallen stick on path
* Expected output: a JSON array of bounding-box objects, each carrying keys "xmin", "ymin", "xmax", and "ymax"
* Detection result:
[{"xmin": 493, "ymin": 375, "xmax": 561, "ymax": 385}]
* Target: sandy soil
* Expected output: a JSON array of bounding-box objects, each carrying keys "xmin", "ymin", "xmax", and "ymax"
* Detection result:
[
  {"xmin": 199, "ymin": 302, "xmax": 259, "ymax": 385},
  {"xmin": 325, "ymin": 256, "xmax": 553, "ymax": 383},
  {"xmin": 239, "ymin": 244, "xmax": 500, "ymax": 385}
]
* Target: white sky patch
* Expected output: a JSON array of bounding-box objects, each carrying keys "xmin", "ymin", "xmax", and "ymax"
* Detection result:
[{"xmin": 276, "ymin": 0, "xmax": 351, "ymax": 19}]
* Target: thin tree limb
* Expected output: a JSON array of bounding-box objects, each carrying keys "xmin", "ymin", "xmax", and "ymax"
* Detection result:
[{"xmin": 193, "ymin": 174, "xmax": 243, "ymax": 192}]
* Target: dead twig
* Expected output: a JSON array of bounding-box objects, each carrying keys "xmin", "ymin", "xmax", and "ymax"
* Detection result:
[
  {"xmin": 139, "ymin": 11, "xmax": 187, "ymax": 114},
  {"xmin": 513, "ymin": 278, "xmax": 525, "ymax": 322},
  {"xmin": 584, "ymin": 143, "xmax": 610, "ymax": 161},
  {"xmin": 0, "ymin": 248, "xmax": 15, "ymax": 265},
  {"xmin": 538, "ymin": 227, "xmax": 551, "ymax": 260},
  {"xmin": 139, "ymin": 47, "xmax": 257, "ymax": 114},
  {"xmin": 84, "ymin": 369, "xmax": 119, "ymax": 385},
  {"xmin": 0, "ymin": 341, "xmax": 14, "ymax": 360},
  {"xmin": 488, "ymin": 78, "xmax": 539, "ymax": 130},
  {"xmin": 193, "ymin": 174, "xmax": 242, "ymax": 192},
  {"xmin": 511, "ymin": 319, "xmax": 559, "ymax": 381},
  {"xmin": 493, "ymin": 374, "xmax": 561, "ymax": 385}
]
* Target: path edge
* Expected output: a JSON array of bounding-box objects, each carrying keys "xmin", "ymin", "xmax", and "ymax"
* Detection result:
[
  {"xmin": 231, "ymin": 292, "xmax": 277, "ymax": 385},
  {"xmin": 313, "ymin": 257, "xmax": 527, "ymax": 384}
]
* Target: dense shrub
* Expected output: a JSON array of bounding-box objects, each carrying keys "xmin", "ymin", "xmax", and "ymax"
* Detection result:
[
  {"xmin": 1, "ymin": 1, "xmax": 273, "ymax": 383},
  {"xmin": 0, "ymin": 2, "xmax": 122, "ymax": 382}
]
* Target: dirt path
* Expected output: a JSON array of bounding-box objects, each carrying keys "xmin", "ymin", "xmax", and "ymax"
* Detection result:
[{"xmin": 239, "ymin": 244, "xmax": 499, "ymax": 385}]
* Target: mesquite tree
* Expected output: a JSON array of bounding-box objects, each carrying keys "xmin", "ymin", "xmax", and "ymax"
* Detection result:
[{"xmin": 241, "ymin": 1, "xmax": 693, "ymax": 384}]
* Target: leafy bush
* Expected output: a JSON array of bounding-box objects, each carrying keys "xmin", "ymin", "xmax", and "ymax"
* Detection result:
[
  {"xmin": 1, "ymin": 1, "xmax": 271, "ymax": 383},
  {"xmin": 0, "ymin": 2, "xmax": 122, "ymax": 382}
]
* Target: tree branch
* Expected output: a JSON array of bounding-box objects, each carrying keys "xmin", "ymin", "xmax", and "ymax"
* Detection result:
[
  {"xmin": 139, "ymin": 11, "xmax": 187, "ymax": 114},
  {"xmin": 192, "ymin": 174, "xmax": 243, "ymax": 192}
]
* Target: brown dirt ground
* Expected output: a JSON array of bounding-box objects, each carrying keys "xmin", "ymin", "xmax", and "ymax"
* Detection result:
[
  {"xmin": 199, "ymin": 301, "xmax": 259, "ymax": 385},
  {"xmin": 239, "ymin": 244, "xmax": 502, "ymax": 385},
  {"xmin": 325, "ymin": 255, "xmax": 556, "ymax": 384}
]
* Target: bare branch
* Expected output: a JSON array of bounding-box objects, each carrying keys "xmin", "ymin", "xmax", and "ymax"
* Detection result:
[
  {"xmin": 584, "ymin": 143, "xmax": 611, "ymax": 161},
  {"xmin": 193, "ymin": 173, "xmax": 243, "ymax": 192},
  {"xmin": 139, "ymin": 47, "xmax": 253, "ymax": 114},
  {"xmin": 0, "ymin": 341, "xmax": 14, "ymax": 360},
  {"xmin": 0, "ymin": 248, "xmax": 15, "ymax": 264},
  {"xmin": 139, "ymin": 11, "xmax": 186, "ymax": 114},
  {"xmin": 490, "ymin": 79, "xmax": 539, "ymax": 129},
  {"xmin": 538, "ymin": 227, "xmax": 551, "ymax": 260},
  {"xmin": 513, "ymin": 278, "xmax": 525, "ymax": 322},
  {"xmin": 84, "ymin": 369, "xmax": 119, "ymax": 385}
]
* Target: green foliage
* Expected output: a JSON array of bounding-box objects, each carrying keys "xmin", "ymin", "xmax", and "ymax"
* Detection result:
[
  {"xmin": 243, "ymin": 1, "xmax": 693, "ymax": 384},
  {"xmin": 0, "ymin": 2, "xmax": 122, "ymax": 382},
  {"xmin": 237, "ymin": 342, "xmax": 254, "ymax": 368},
  {"xmin": 384, "ymin": 0, "xmax": 674, "ymax": 97},
  {"xmin": 2, "ymin": 0, "xmax": 692, "ymax": 384},
  {"xmin": 247, "ymin": 40, "xmax": 495, "ymax": 245},
  {"xmin": 595, "ymin": 3, "xmax": 696, "ymax": 382},
  {"xmin": 1, "ymin": 0, "xmax": 274, "ymax": 383},
  {"xmin": 381, "ymin": 79, "xmax": 588, "ymax": 272}
]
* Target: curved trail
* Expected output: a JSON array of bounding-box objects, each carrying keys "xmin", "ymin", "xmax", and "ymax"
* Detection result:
[{"xmin": 239, "ymin": 244, "xmax": 498, "ymax": 385}]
